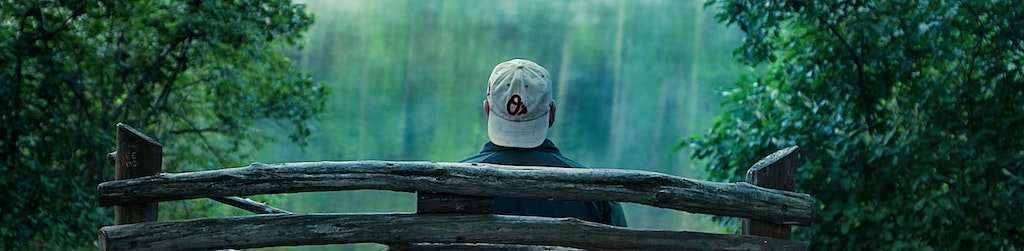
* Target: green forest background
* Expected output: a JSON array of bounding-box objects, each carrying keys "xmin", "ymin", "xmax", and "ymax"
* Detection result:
[
  {"xmin": 2, "ymin": 0, "xmax": 1021, "ymax": 250},
  {"xmin": 256, "ymin": 1, "xmax": 741, "ymax": 250}
]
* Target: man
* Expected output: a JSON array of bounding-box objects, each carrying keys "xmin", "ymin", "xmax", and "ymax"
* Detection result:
[{"xmin": 461, "ymin": 59, "xmax": 627, "ymax": 227}]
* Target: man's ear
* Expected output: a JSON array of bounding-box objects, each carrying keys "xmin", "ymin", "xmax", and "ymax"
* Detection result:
[
  {"xmin": 483, "ymin": 99, "xmax": 490, "ymax": 116},
  {"xmin": 548, "ymin": 102, "xmax": 556, "ymax": 127}
]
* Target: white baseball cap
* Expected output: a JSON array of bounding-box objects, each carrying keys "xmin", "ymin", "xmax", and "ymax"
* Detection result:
[{"xmin": 486, "ymin": 59, "xmax": 553, "ymax": 148}]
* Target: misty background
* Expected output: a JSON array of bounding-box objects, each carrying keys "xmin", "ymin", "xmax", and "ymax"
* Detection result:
[{"xmin": 253, "ymin": 1, "xmax": 744, "ymax": 249}]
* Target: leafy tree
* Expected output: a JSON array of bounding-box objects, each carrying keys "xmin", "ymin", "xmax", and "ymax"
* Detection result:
[
  {"xmin": 0, "ymin": 0, "xmax": 324, "ymax": 249},
  {"xmin": 693, "ymin": 0, "xmax": 1023, "ymax": 249}
]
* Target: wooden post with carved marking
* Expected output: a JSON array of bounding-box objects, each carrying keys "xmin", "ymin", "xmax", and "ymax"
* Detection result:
[
  {"xmin": 113, "ymin": 123, "xmax": 162, "ymax": 224},
  {"xmin": 743, "ymin": 146, "xmax": 800, "ymax": 239}
]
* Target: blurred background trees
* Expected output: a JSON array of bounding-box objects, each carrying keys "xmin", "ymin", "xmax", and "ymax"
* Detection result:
[
  {"xmin": 0, "ymin": 0, "xmax": 324, "ymax": 249},
  {"xmin": 693, "ymin": 0, "xmax": 1024, "ymax": 249},
  {"xmin": 256, "ymin": 1, "xmax": 744, "ymax": 250}
]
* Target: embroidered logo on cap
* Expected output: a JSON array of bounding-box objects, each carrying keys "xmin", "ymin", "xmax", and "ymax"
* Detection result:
[{"xmin": 506, "ymin": 94, "xmax": 528, "ymax": 116}]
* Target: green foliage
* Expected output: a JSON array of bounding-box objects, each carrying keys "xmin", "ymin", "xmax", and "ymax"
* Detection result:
[
  {"xmin": 694, "ymin": 0, "xmax": 1024, "ymax": 249},
  {"xmin": 0, "ymin": 0, "xmax": 323, "ymax": 249}
]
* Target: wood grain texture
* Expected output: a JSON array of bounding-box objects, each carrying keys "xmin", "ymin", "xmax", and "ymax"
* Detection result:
[
  {"xmin": 211, "ymin": 196, "xmax": 292, "ymax": 214},
  {"xmin": 743, "ymin": 146, "xmax": 800, "ymax": 239},
  {"xmin": 97, "ymin": 161, "xmax": 816, "ymax": 225},
  {"xmin": 390, "ymin": 243, "xmax": 585, "ymax": 251},
  {"xmin": 416, "ymin": 192, "xmax": 494, "ymax": 214},
  {"xmin": 113, "ymin": 123, "xmax": 162, "ymax": 224},
  {"xmin": 98, "ymin": 213, "xmax": 807, "ymax": 251}
]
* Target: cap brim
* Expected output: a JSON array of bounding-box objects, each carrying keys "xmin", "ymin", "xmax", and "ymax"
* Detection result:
[{"xmin": 487, "ymin": 112, "xmax": 548, "ymax": 148}]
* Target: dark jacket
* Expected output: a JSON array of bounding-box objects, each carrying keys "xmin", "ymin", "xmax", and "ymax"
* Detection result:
[{"xmin": 461, "ymin": 139, "xmax": 628, "ymax": 227}]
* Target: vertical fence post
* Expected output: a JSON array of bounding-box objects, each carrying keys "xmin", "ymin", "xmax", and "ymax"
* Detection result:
[
  {"xmin": 742, "ymin": 146, "xmax": 800, "ymax": 239},
  {"xmin": 113, "ymin": 123, "xmax": 162, "ymax": 224},
  {"xmin": 404, "ymin": 192, "xmax": 494, "ymax": 250},
  {"xmin": 416, "ymin": 192, "xmax": 494, "ymax": 214}
]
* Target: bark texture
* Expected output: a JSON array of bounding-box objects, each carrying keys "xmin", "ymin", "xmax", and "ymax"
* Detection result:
[
  {"xmin": 211, "ymin": 196, "xmax": 292, "ymax": 215},
  {"xmin": 98, "ymin": 213, "xmax": 807, "ymax": 251},
  {"xmin": 390, "ymin": 243, "xmax": 585, "ymax": 251},
  {"xmin": 97, "ymin": 161, "xmax": 816, "ymax": 225}
]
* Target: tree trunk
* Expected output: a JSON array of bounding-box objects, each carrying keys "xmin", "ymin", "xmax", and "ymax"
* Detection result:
[
  {"xmin": 686, "ymin": 0, "xmax": 705, "ymax": 137},
  {"xmin": 607, "ymin": 0, "xmax": 628, "ymax": 165}
]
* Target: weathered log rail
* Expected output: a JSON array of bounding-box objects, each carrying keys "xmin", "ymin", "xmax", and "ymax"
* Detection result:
[
  {"xmin": 97, "ymin": 124, "xmax": 817, "ymax": 250},
  {"xmin": 98, "ymin": 214, "xmax": 807, "ymax": 250},
  {"xmin": 97, "ymin": 161, "xmax": 815, "ymax": 225}
]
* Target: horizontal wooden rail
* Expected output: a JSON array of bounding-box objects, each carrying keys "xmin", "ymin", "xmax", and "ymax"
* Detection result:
[
  {"xmin": 109, "ymin": 149, "xmax": 287, "ymax": 216},
  {"xmin": 392, "ymin": 243, "xmax": 585, "ymax": 250},
  {"xmin": 97, "ymin": 161, "xmax": 816, "ymax": 225},
  {"xmin": 98, "ymin": 213, "xmax": 807, "ymax": 251}
]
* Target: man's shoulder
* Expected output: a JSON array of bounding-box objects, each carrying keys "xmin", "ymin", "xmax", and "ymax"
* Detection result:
[
  {"xmin": 459, "ymin": 151, "xmax": 497, "ymax": 163},
  {"xmin": 461, "ymin": 150, "xmax": 586, "ymax": 168},
  {"xmin": 550, "ymin": 153, "xmax": 585, "ymax": 168}
]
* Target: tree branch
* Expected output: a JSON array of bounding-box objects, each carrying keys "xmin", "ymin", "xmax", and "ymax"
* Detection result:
[
  {"xmin": 169, "ymin": 111, "xmax": 230, "ymax": 166},
  {"xmin": 810, "ymin": 5, "xmax": 876, "ymax": 131},
  {"xmin": 113, "ymin": 27, "xmax": 195, "ymax": 124},
  {"xmin": 144, "ymin": 29, "xmax": 197, "ymax": 127}
]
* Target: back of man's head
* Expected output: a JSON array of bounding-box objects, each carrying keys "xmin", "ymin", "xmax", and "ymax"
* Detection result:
[{"xmin": 485, "ymin": 59, "xmax": 553, "ymax": 148}]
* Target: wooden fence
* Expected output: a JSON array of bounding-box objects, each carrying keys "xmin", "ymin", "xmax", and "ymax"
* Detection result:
[{"xmin": 96, "ymin": 123, "xmax": 816, "ymax": 250}]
